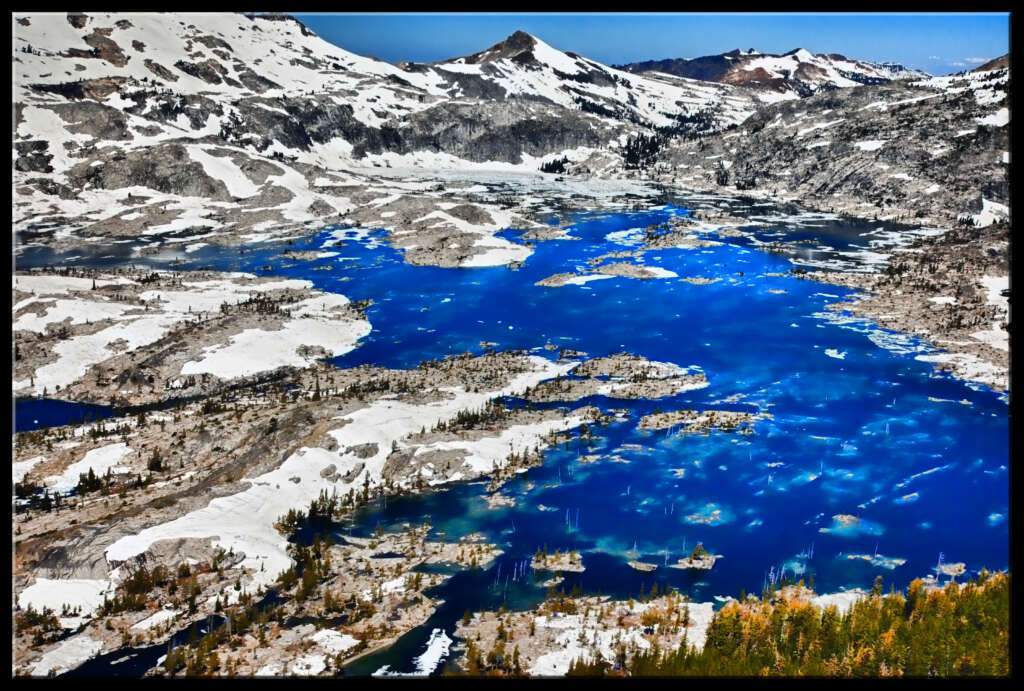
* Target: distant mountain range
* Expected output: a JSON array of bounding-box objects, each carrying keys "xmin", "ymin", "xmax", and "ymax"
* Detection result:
[{"xmin": 617, "ymin": 48, "xmax": 930, "ymax": 100}]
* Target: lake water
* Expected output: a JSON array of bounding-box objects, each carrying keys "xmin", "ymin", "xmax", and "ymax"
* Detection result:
[
  {"xmin": 18, "ymin": 202, "xmax": 1008, "ymax": 676},
  {"xmin": 14, "ymin": 398, "xmax": 116, "ymax": 434}
]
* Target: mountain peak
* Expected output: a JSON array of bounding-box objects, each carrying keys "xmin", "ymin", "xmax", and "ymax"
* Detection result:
[
  {"xmin": 505, "ymin": 30, "xmax": 537, "ymax": 45},
  {"xmin": 493, "ymin": 30, "xmax": 540, "ymax": 55},
  {"xmin": 783, "ymin": 48, "xmax": 815, "ymax": 61},
  {"xmin": 456, "ymin": 29, "xmax": 538, "ymax": 65}
]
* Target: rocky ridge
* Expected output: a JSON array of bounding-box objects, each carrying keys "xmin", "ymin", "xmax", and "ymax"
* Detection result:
[{"xmin": 619, "ymin": 47, "xmax": 929, "ymax": 100}]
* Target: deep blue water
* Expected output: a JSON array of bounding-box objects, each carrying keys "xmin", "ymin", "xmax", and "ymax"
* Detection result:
[
  {"xmin": 14, "ymin": 398, "xmax": 116, "ymax": 434},
  {"xmin": 22, "ymin": 202, "xmax": 1007, "ymax": 676}
]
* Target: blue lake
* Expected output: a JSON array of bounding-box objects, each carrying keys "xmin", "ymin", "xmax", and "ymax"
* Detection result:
[
  {"xmin": 19, "ymin": 202, "xmax": 1008, "ymax": 676},
  {"xmin": 14, "ymin": 398, "xmax": 116, "ymax": 434}
]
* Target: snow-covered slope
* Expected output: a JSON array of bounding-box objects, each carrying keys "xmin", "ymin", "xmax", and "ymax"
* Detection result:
[
  {"xmin": 620, "ymin": 47, "xmax": 930, "ymax": 100},
  {"xmin": 13, "ymin": 13, "xmax": 761, "ymax": 255},
  {"xmin": 15, "ymin": 13, "xmax": 451, "ymax": 126}
]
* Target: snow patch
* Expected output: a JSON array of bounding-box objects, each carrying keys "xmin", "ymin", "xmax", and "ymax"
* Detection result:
[{"xmin": 44, "ymin": 442, "xmax": 133, "ymax": 494}]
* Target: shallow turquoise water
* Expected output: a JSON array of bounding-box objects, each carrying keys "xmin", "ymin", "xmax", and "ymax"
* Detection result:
[{"xmin": 21, "ymin": 202, "xmax": 1008, "ymax": 676}]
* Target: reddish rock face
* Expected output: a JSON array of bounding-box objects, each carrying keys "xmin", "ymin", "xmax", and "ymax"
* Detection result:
[
  {"xmin": 723, "ymin": 66, "xmax": 775, "ymax": 85},
  {"xmin": 83, "ymin": 29, "xmax": 131, "ymax": 68}
]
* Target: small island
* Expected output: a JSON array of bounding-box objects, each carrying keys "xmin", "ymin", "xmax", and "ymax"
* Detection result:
[
  {"xmin": 531, "ymin": 548, "xmax": 585, "ymax": 573},
  {"xmin": 628, "ymin": 561, "xmax": 658, "ymax": 572},
  {"xmin": 669, "ymin": 543, "xmax": 721, "ymax": 571}
]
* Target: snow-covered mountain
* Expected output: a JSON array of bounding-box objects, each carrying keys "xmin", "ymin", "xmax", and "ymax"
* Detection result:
[
  {"xmin": 430, "ymin": 30, "xmax": 758, "ymax": 128},
  {"xmin": 12, "ymin": 12, "xmax": 772, "ymax": 259},
  {"xmin": 12, "ymin": 12, "xmax": 1006, "ymax": 263},
  {"xmin": 14, "ymin": 14, "xmax": 757, "ymax": 167},
  {"xmin": 619, "ymin": 48, "xmax": 930, "ymax": 100}
]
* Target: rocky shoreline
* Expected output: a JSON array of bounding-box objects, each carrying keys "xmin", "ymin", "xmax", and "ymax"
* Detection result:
[{"xmin": 796, "ymin": 222, "xmax": 1010, "ymax": 391}]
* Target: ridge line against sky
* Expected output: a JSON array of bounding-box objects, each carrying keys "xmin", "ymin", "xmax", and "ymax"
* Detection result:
[{"xmin": 293, "ymin": 12, "xmax": 1009, "ymax": 75}]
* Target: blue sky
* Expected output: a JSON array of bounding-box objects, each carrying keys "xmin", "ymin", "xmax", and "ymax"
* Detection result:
[{"xmin": 294, "ymin": 13, "xmax": 1009, "ymax": 75}]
